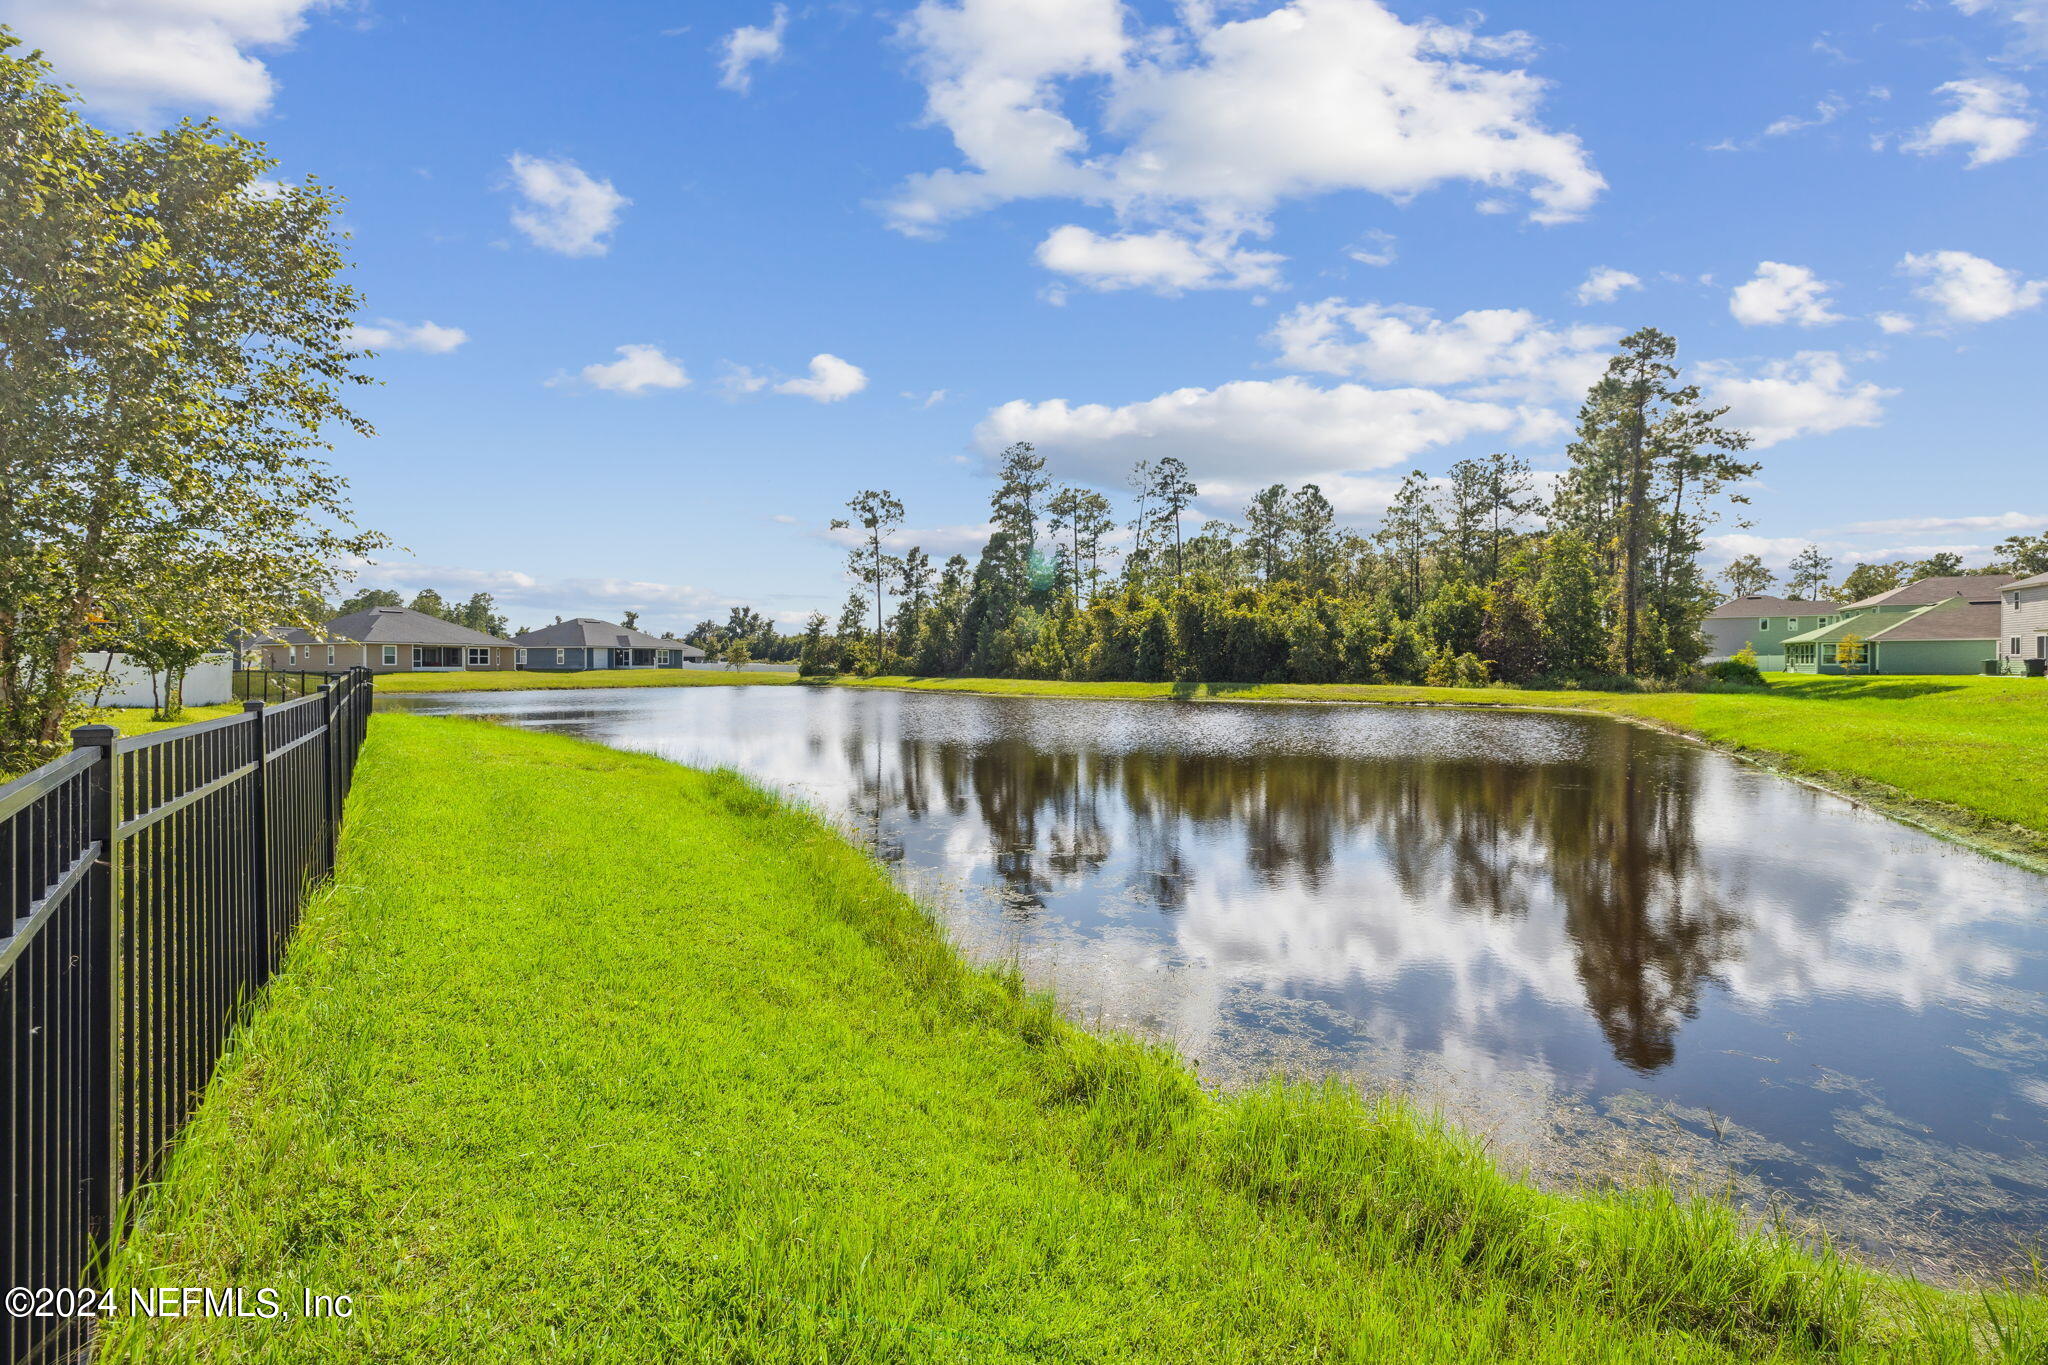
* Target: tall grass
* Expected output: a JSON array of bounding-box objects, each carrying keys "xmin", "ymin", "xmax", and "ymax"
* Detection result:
[{"xmin": 99, "ymin": 716, "xmax": 2046, "ymax": 1362}]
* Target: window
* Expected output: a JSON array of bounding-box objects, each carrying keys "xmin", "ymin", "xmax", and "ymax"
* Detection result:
[
  {"xmin": 1787, "ymin": 619, "xmax": 1799, "ymax": 631},
  {"xmin": 326, "ymin": 645, "xmax": 335, "ymax": 665},
  {"xmin": 2038, "ymin": 636, "xmax": 2047, "ymax": 660},
  {"xmin": 466, "ymin": 647, "xmax": 491, "ymax": 667},
  {"xmin": 2015, "ymin": 638, "xmax": 2026, "ymax": 657},
  {"xmin": 555, "ymin": 648, "xmax": 565, "ymax": 665},
  {"xmin": 516, "ymin": 648, "xmax": 527, "ymax": 667},
  {"xmin": 287, "ymin": 646, "xmax": 297, "ymax": 665},
  {"xmin": 382, "ymin": 645, "xmax": 397, "ymax": 666},
  {"xmin": 1759, "ymin": 620, "xmax": 1771, "ymax": 632}
]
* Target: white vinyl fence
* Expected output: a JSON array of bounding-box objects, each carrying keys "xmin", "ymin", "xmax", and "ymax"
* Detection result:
[{"xmin": 71, "ymin": 651, "xmax": 236, "ymax": 708}]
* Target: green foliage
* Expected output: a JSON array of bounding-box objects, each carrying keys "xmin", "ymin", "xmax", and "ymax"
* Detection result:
[
  {"xmin": 1704, "ymin": 659, "xmax": 1767, "ymax": 686},
  {"xmin": 0, "ymin": 37, "xmax": 388, "ymax": 768}
]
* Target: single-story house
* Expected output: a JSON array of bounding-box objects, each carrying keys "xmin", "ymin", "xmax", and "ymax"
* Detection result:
[
  {"xmin": 1781, "ymin": 573, "xmax": 2016, "ymax": 675},
  {"xmin": 1998, "ymin": 571, "xmax": 2048, "ymax": 675},
  {"xmin": 255, "ymin": 606, "xmax": 520, "ymax": 673},
  {"xmin": 1703, "ymin": 595, "xmax": 1840, "ymax": 670},
  {"xmin": 511, "ymin": 618, "xmax": 706, "ymax": 670}
]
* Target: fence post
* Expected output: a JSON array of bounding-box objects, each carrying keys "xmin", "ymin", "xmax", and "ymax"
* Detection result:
[
  {"xmin": 244, "ymin": 701, "xmax": 271, "ymax": 969},
  {"xmin": 70, "ymin": 723, "xmax": 122, "ymax": 1250},
  {"xmin": 318, "ymin": 684, "xmax": 337, "ymax": 873}
]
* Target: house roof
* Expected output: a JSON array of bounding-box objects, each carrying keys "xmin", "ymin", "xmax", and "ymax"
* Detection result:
[
  {"xmin": 2004, "ymin": 571, "xmax": 2048, "ymax": 593},
  {"xmin": 1866, "ymin": 599, "xmax": 2001, "ymax": 643},
  {"xmin": 267, "ymin": 606, "xmax": 516, "ymax": 648},
  {"xmin": 1842, "ymin": 573, "xmax": 2017, "ymax": 610},
  {"xmin": 1705, "ymin": 595, "xmax": 1836, "ymax": 620},
  {"xmin": 512, "ymin": 618, "xmax": 706, "ymax": 654}
]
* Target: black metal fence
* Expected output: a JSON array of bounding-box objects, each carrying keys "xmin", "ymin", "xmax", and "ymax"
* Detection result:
[
  {"xmin": 0, "ymin": 668, "xmax": 372, "ymax": 1364},
  {"xmin": 232, "ymin": 668, "xmax": 351, "ymax": 705}
]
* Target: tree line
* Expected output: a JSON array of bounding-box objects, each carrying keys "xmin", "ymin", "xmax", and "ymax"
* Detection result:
[
  {"xmin": 801, "ymin": 329, "xmax": 1767, "ymax": 688},
  {"xmin": 1721, "ymin": 535, "xmax": 2048, "ymax": 605}
]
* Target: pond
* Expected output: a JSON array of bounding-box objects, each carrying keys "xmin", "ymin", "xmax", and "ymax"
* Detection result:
[{"xmin": 382, "ymin": 685, "xmax": 2048, "ymax": 1278}]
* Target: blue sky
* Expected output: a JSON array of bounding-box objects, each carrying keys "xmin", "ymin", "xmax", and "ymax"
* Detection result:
[{"xmin": 10, "ymin": 0, "xmax": 2046, "ymax": 632}]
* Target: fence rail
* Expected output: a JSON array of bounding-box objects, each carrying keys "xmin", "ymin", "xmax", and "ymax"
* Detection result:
[
  {"xmin": 232, "ymin": 668, "xmax": 351, "ymax": 705},
  {"xmin": 1, "ymin": 667, "xmax": 372, "ymax": 1364}
]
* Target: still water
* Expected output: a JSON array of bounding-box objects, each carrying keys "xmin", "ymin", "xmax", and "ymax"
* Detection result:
[{"xmin": 384, "ymin": 685, "xmax": 2048, "ymax": 1277}]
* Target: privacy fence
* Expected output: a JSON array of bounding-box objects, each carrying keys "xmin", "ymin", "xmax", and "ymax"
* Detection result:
[{"xmin": 0, "ymin": 668, "xmax": 373, "ymax": 1364}]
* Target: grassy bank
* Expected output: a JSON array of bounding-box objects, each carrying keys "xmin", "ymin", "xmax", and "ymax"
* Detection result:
[
  {"xmin": 102, "ymin": 715, "xmax": 2042, "ymax": 1362},
  {"xmin": 371, "ymin": 666, "xmax": 797, "ymax": 694},
  {"xmin": 833, "ymin": 675, "xmax": 2048, "ymax": 864}
]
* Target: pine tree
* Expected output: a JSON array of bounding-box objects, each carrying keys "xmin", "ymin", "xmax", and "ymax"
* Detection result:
[{"xmin": 1536, "ymin": 531, "xmax": 1607, "ymax": 675}]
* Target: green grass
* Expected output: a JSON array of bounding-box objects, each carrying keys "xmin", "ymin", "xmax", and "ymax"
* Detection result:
[
  {"xmin": 833, "ymin": 675, "xmax": 2048, "ymax": 863},
  {"xmin": 89, "ymin": 703, "xmax": 245, "ymax": 738},
  {"xmin": 370, "ymin": 666, "xmax": 798, "ymax": 694},
  {"xmin": 100, "ymin": 715, "xmax": 2045, "ymax": 1362}
]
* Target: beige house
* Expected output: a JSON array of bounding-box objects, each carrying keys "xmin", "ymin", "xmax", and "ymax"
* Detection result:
[
  {"xmin": 256, "ymin": 606, "xmax": 519, "ymax": 673},
  {"xmin": 1999, "ymin": 571, "xmax": 2048, "ymax": 676}
]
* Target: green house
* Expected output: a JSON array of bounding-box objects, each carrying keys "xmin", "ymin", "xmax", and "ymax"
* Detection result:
[
  {"xmin": 1781, "ymin": 574, "xmax": 2015, "ymax": 675},
  {"xmin": 1702, "ymin": 595, "xmax": 1839, "ymax": 671}
]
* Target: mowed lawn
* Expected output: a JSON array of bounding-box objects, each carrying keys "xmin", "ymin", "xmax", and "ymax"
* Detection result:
[
  {"xmin": 371, "ymin": 666, "xmax": 797, "ymax": 694},
  {"xmin": 100, "ymin": 716, "xmax": 2043, "ymax": 1363},
  {"xmin": 838, "ymin": 675, "xmax": 2048, "ymax": 861}
]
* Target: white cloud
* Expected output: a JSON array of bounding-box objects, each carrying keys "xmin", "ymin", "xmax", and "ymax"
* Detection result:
[
  {"xmin": 1573, "ymin": 266, "xmax": 1640, "ymax": 305},
  {"xmin": 1900, "ymin": 248, "xmax": 2047, "ymax": 323},
  {"xmin": 1874, "ymin": 312, "xmax": 1917, "ymax": 334},
  {"xmin": 568, "ymin": 344, "xmax": 690, "ymax": 395},
  {"xmin": 1034, "ymin": 225, "xmax": 1283, "ymax": 292},
  {"xmin": 1762, "ymin": 95, "xmax": 1848, "ymax": 138},
  {"xmin": 718, "ymin": 5, "xmax": 789, "ymax": 94},
  {"xmin": 1953, "ymin": 0, "xmax": 2048, "ymax": 64},
  {"xmin": 773, "ymin": 354, "xmax": 869, "ymax": 402},
  {"xmin": 820, "ymin": 521, "xmax": 993, "ymax": 556},
  {"xmin": 340, "ymin": 557, "xmax": 772, "ymax": 633},
  {"xmin": 345, "ymin": 319, "xmax": 468, "ymax": 354},
  {"xmin": 1901, "ymin": 77, "xmax": 2034, "ymax": 167},
  {"xmin": 974, "ymin": 376, "xmax": 1524, "ymax": 488},
  {"xmin": 1842, "ymin": 510, "xmax": 2047, "ymax": 535},
  {"xmin": 1700, "ymin": 351, "xmax": 1894, "ymax": 448},
  {"xmin": 505, "ymin": 153, "xmax": 629, "ymax": 257},
  {"xmin": 1347, "ymin": 230, "xmax": 1398, "ymax": 267},
  {"xmin": 0, "ymin": 0, "xmax": 325, "ymax": 124},
  {"xmin": 1728, "ymin": 262, "xmax": 1844, "ymax": 327},
  {"xmin": 888, "ymin": 0, "xmax": 1603, "ymax": 274},
  {"xmin": 1266, "ymin": 300, "xmax": 1619, "ymax": 404}
]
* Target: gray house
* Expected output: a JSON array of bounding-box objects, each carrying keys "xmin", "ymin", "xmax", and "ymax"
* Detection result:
[
  {"xmin": 1998, "ymin": 571, "xmax": 2048, "ymax": 675},
  {"xmin": 257, "ymin": 606, "xmax": 519, "ymax": 673},
  {"xmin": 1703, "ymin": 595, "xmax": 1840, "ymax": 671},
  {"xmin": 512, "ymin": 618, "xmax": 705, "ymax": 670}
]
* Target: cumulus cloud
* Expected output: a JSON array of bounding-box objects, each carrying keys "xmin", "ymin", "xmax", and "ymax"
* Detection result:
[
  {"xmin": 1901, "ymin": 77, "xmax": 2034, "ymax": 167},
  {"xmin": 974, "ymin": 376, "xmax": 1525, "ymax": 489},
  {"xmin": 0, "ymin": 0, "xmax": 325, "ymax": 124},
  {"xmin": 1874, "ymin": 312, "xmax": 1917, "ymax": 334},
  {"xmin": 718, "ymin": 5, "xmax": 789, "ymax": 94},
  {"xmin": 773, "ymin": 354, "xmax": 869, "ymax": 402},
  {"xmin": 1347, "ymin": 230, "xmax": 1398, "ymax": 267},
  {"xmin": 1900, "ymin": 249, "xmax": 2046, "ymax": 323},
  {"xmin": 565, "ymin": 344, "xmax": 690, "ymax": 395},
  {"xmin": 1034, "ymin": 225, "xmax": 1283, "ymax": 292},
  {"xmin": 345, "ymin": 319, "xmax": 468, "ymax": 354},
  {"xmin": 1700, "ymin": 351, "xmax": 1894, "ymax": 448},
  {"xmin": 1266, "ymin": 300, "xmax": 1619, "ymax": 404},
  {"xmin": 506, "ymin": 153, "xmax": 629, "ymax": 257},
  {"xmin": 888, "ymin": 0, "xmax": 1602, "ymax": 277},
  {"xmin": 1573, "ymin": 266, "xmax": 1640, "ymax": 305},
  {"xmin": 1728, "ymin": 262, "xmax": 1844, "ymax": 327}
]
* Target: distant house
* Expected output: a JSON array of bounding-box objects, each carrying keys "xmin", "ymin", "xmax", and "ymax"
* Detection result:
[
  {"xmin": 1781, "ymin": 574, "xmax": 2017, "ymax": 675},
  {"xmin": 511, "ymin": 618, "xmax": 706, "ymax": 670},
  {"xmin": 1998, "ymin": 571, "xmax": 2048, "ymax": 675},
  {"xmin": 256, "ymin": 606, "xmax": 520, "ymax": 673},
  {"xmin": 1702, "ymin": 596, "xmax": 1840, "ymax": 671}
]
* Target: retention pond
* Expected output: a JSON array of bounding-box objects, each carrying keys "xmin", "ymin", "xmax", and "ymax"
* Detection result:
[{"xmin": 384, "ymin": 685, "xmax": 2048, "ymax": 1279}]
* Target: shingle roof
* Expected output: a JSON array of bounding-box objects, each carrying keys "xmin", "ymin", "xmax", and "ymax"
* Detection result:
[
  {"xmin": 1705, "ymin": 595, "xmax": 1836, "ymax": 620},
  {"xmin": 1867, "ymin": 599, "xmax": 2001, "ymax": 643},
  {"xmin": 2004, "ymin": 571, "xmax": 2048, "ymax": 593},
  {"xmin": 512, "ymin": 618, "xmax": 705, "ymax": 655},
  {"xmin": 1843, "ymin": 573, "xmax": 2017, "ymax": 610},
  {"xmin": 281, "ymin": 606, "xmax": 516, "ymax": 647}
]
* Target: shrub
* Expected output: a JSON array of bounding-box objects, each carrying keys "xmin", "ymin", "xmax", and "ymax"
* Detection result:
[{"xmin": 1702, "ymin": 658, "xmax": 1767, "ymax": 687}]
